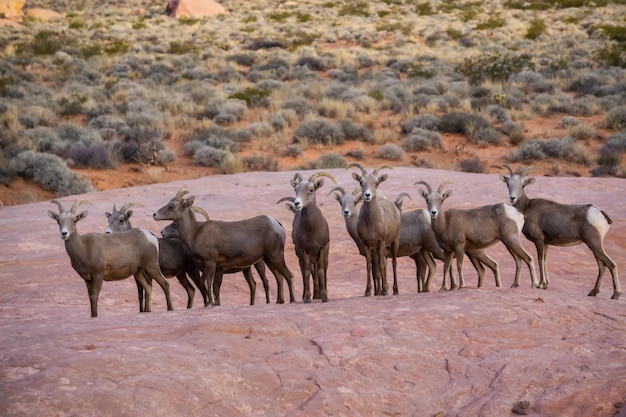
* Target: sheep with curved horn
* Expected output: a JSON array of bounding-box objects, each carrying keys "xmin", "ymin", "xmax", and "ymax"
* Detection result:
[
  {"xmin": 277, "ymin": 171, "xmax": 336, "ymax": 303},
  {"xmin": 415, "ymin": 180, "xmax": 538, "ymax": 290},
  {"xmin": 49, "ymin": 199, "xmax": 173, "ymax": 317},
  {"xmin": 500, "ymin": 164, "xmax": 620, "ymax": 299},
  {"xmin": 154, "ymin": 187, "xmax": 296, "ymax": 307},
  {"xmin": 347, "ymin": 163, "xmax": 401, "ymax": 296}
]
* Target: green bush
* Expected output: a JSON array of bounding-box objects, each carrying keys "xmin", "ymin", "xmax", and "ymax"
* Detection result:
[
  {"xmin": 241, "ymin": 153, "xmax": 278, "ymax": 171},
  {"xmin": 228, "ymin": 87, "xmax": 270, "ymax": 108},
  {"xmin": 317, "ymin": 153, "xmax": 347, "ymax": 169},
  {"xmin": 402, "ymin": 129, "xmax": 443, "ymax": 151},
  {"xmin": 603, "ymin": 106, "xmax": 626, "ymax": 130},
  {"xmin": 457, "ymin": 157, "xmax": 485, "ymax": 173},
  {"xmin": 525, "ymin": 18, "xmax": 547, "ymax": 40},
  {"xmin": 193, "ymin": 146, "xmax": 229, "ymax": 167},
  {"xmin": 457, "ymin": 53, "xmax": 535, "ymax": 86},
  {"xmin": 475, "ymin": 15, "xmax": 506, "ymax": 30}
]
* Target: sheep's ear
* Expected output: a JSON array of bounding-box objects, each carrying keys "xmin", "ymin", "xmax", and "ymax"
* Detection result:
[
  {"xmin": 124, "ymin": 210, "xmax": 134, "ymax": 220},
  {"xmin": 48, "ymin": 211, "xmax": 59, "ymax": 221},
  {"xmin": 418, "ymin": 189, "xmax": 428, "ymax": 200},
  {"xmin": 442, "ymin": 190, "xmax": 453, "ymax": 200},
  {"xmin": 378, "ymin": 174, "xmax": 388, "ymax": 184},
  {"xmin": 355, "ymin": 193, "xmax": 363, "ymax": 203},
  {"xmin": 314, "ymin": 178, "xmax": 324, "ymax": 190},
  {"xmin": 499, "ymin": 174, "xmax": 509, "ymax": 184},
  {"xmin": 105, "ymin": 211, "xmax": 112, "ymax": 219},
  {"xmin": 351, "ymin": 172, "xmax": 361, "ymax": 182},
  {"xmin": 333, "ymin": 193, "xmax": 342, "ymax": 202},
  {"xmin": 76, "ymin": 211, "xmax": 88, "ymax": 221},
  {"xmin": 523, "ymin": 177, "xmax": 535, "ymax": 187}
]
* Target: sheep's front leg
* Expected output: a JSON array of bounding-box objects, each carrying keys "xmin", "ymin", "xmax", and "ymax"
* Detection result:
[
  {"xmin": 299, "ymin": 253, "xmax": 313, "ymax": 303},
  {"xmin": 453, "ymin": 247, "xmax": 466, "ymax": 289},
  {"xmin": 243, "ymin": 267, "xmax": 256, "ymax": 305},
  {"xmin": 85, "ymin": 275, "xmax": 103, "ymax": 318},
  {"xmin": 364, "ymin": 246, "xmax": 373, "ymax": 296}
]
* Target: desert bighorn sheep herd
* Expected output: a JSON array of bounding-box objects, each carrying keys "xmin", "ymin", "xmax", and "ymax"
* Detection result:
[{"xmin": 48, "ymin": 165, "xmax": 621, "ymax": 316}]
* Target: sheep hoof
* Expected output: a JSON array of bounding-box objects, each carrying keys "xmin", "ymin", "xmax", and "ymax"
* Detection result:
[
  {"xmin": 587, "ymin": 290, "xmax": 599, "ymax": 297},
  {"xmin": 510, "ymin": 283, "xmax": 519, "ymax": 288},
  {"xmin": 277, "ymin": 299, "xmax": 285, "ymax": 304},
  {"xmin": 322, "ymin": 297, "xmax": 329, "ymax": 303},
  {"xmin": 364, "ymin": 291, "xmax": 371, "ymax": 297},
  {"xmin": 303, "ymin": 298, "xmax": 311, "ymax": 304},
  {"xmin": 612, "ymin": 292, "xmax": 620, "ymax": 300}
]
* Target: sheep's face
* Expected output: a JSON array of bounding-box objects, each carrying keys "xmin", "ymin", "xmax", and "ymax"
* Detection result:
[
  {"xmin": 48, "ymin": 210, "xmax": 88, "ymax": 241},
  {"xmin": 500, "ymin": 174, "xmax": 535, "ymax": 206},
  {"xmin": 104, "ymin": 208, "xmax": 133, "ymax": 234},
  {"xmin": 154, "ymin": 196, "xmax": 195, "ymax": 221}
]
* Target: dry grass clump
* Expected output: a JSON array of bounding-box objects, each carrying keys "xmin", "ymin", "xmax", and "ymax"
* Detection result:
[{"xmin": 0, "ymin": 0, "xmax": 625, "ymax": 201}]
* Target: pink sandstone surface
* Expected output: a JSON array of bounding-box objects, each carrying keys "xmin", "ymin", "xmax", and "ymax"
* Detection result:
[{"xmin": 1, "ymin": 167, "xmax": 625, "ymax": 416}]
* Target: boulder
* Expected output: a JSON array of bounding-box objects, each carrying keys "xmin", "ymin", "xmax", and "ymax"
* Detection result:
[{"xmin": 165, "ymin": 0, "xmax": 227, "ymax": 19}]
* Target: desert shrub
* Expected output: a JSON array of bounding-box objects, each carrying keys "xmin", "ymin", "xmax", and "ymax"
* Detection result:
[
  {"xmin": 193, "ymin": 146, "xmax": 230, "ymax": 167},
  {"xmin": 64, "ymin": 144, "xmax": 114, "ymax": 169},
  {"xmin": 289, "ymin": 65, "xmax": 320, "ymax": 81},
  {"xmin": 603, "ymin": 106, "xmax": 626, "ymax": 130},
  {"xmin": 15, "ymin": 30, "xmax": 71, "ymax": 56},
  {"xmin": 227, "ymin": 53, "xmax": 257, "ymax": 67},
  {"xmin": 567, "ymin": 124, "xmax": 597, "ymax": 141},
  {"xmin": 228, "ymin": 87, "xmax": 270, "ymax": 108},
  {"xmin": 376, "ymin": 143, "xmax": 405, "ymax": 161},
  {"xmin": 402, "ymin": 129, "xmax": 442, "ymax": 151},
  {"xmin": 457, "ymin": 53, "xmax": 535, "ymax": 86},
  {"xmin": 486, "ymin": 105, "xmax": 511, "ymax": 124},
  {"xmin": 339, "ymin": 119, "xmax": 375, "ymax": 143},
  {"xmin": 88, "ymin": 114, "xmax": 127, "ymax": 141},
  {"xmin": 401, "ymin": 114, "xmax": 441, "ymax": 133},
  {"xmin": 507, "ymin": 137, "xmax": 587, "ymax": 163},
  {"xmin": 21, "ymin": 127, "xmax": 62, "ymax": 153},
  {"xmin": 475, "ymin": 14, "xmax": 506, "ymax": 30},
  {"xmin": 17, "ymin": 105, "xmax": 58, "ymax": 128},
  {"xmin": 246, "ymin": 122, "xmax": 274, "ymax": 139},
  {"xmin": 267, "ymin": 112, "xmax": 289, "ymax": 132},
  {"xmin": 501, "ymin": 121, "xmax": 525, "ymax": 145},
  {"xmin": 245, "ymin": 39, "xmax": 287, "ymax": 51},
  {"xmin": 122, "ymin": 110, "xmax": 166, "ymax": 144},
  {"xmin": 293, "ymin": 120, "xmax": 345, "ymax": 145},
  {"xmin": 188, "ymin": 127, "xmax": 238, "ymax": 153},
  {"xmin": 317, "ymin": 153, "xmax": 347, "ymax": 169},
  {"xmin": 345, "ymin": 148, "xmax": 364, "ymax": 160},
  {"xmin": 593, "ymin": 130, "xmax": 626, "ymax": 176},
  {"xmin": 157, "ymin": 148, "xmax": 176, "ymax": 164},
  {"xmin": 525, "ymin": 18, "xmax": 547, "ymax": 40},
  {"xmin": 282, "ymin": 97, "xmax": 315, "ymax": 118},
  {"xmin": 241, "ymin": 153, "xmax": 278, "ymax": 171},
  {"xmin": 57, "ymin": 123, "xmax": 102, "ymax": 150},
  {"xmin": 295, "ymin": 56, "xmax": 325, "ymax": 71},
  {"xmin": 9, "ymin": 150, "xmax": 93, "ymax": 196},
  {"xmin": 439, "ymin": 112, "xmax": 491, "ymax": 135},
  {"xmin": 457, "ymin": 157, "xmax": 485, "ymax": 173},
  {"xmin": 558, "ymin": 116, "xmax": 580, "ymax": 128},
  {"xmin": 469, "ymin": 127, "xmax": 503, "ymax": 146},
  {"xmin": 339, "ymin": 1, "xmax": 369, "ymax": 17},
  {"xmin": 280, "ymin": 144, "xmax": 303, "ymax": 158},
  {"xmin": 111, "ymin": 140, "xmax": 140, "ymax": 163}
]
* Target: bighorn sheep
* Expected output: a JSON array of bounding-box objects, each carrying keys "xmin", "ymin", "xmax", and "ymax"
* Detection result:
[
  {"xmin": 160, "ymin": 217, "xmax": 275, "ymax": 305},
  {"xmin": 500, "ymin": 164, "xmax": 620, "ymax": 299},
  {"xmin": 276, "ymin": 171, "xmax": 336, "ymax": 303},
  {"xmin": 415, "ymin": 180, "xmax": 538, "ymax": 290},
  {"xmin": 348, "ymin": 163, "xmax": 401, "ymax": 296},
  {"xmin": 329, "ymin": 187, "xmax": 499, "ymax": 292},
  {"xmin": 48, "ymin": 199, "xmax": 173, "ymax": 317},
  {"xmin": 153, "ymin": 187, "xmax": 295, "ymax": 306},
  {"xmin": 104, "ymin": 201, "xmax": 208, "ymax": 309}
]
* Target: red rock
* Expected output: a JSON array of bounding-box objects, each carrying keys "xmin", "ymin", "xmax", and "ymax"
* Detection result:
[{"xmin": 1, "ymin": 168, "xmax": 625, "ymax": 416}]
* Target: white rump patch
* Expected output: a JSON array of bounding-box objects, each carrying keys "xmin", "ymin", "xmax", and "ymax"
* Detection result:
[
  {"xmin": 588, "ymin": 206, "xmax": 609, "ymax": 237},
  {"xmin": 269, "ymin": 216, "xmax": 287, "ymax": 242},
  {"xmin": 503, "ymin": 204, "xmax": 524, "ymax": 232},
  {"xmin": 140, "ymin": 229, "xmax": 160, "ymax": 253}
]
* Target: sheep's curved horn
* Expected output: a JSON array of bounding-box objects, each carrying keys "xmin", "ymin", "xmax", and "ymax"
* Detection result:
[
  {"xmin": 50, "ymin": 199, "xmax": 65, "ymax": 213},
  {"xmin": 175, "ymin": 186, "xmax": 189, "ymax": 201},
  {"xmin": 191, "ymin": 206, "xmax": 209, "ymax": 220},
  {"xmin": 373, "ymin": 164, "xmax": 394, "ymax": 174},
  {"xmin": 437, "ymin": 181, "xmax": 454, "ymax": 193},
  {"xmin": 395, "ymin": 192, "xmax": 411, "ymax": 202},
  {"xmin": 346, "ymin": 162, "xmax": 367, "ymax": 176},
  {"xmin": 502, "ymin": 164, "xmax": 515, "ymax": 176},
  {"xmin": 120, "ymin": 201, "xmax": 143, "ymax": 213},
  {"xmin": 276, "ymin": 196, "xmax": 296, "ymax": 205},
  {"xmin": 284, "ymin": 202, "xmax": 296, "ymax": 213},
  {"xmin": 310, "ymin": 171, "xmax": 337, "ymax": 184},
  {"xmin": 327, "ymin": 186, "xmax": 346, "ymax": 196},
  {"xmin": 414, "ymin": 180, "xmax": 433, "ymax": 193},
  {"xmin": 70, "ymin": 199, "xmax": 93, "ymax": 213},
  {"xmin": 292, "ymin": 173, "xmax": 303, "ymax": 183}
]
